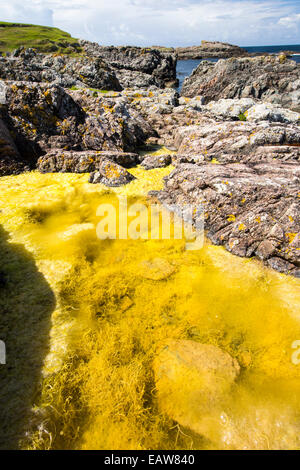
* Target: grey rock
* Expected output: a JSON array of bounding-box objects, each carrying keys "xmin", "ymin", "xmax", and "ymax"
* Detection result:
[
  {"xmin": 181, "ymin": 56, "xmax": 300, "ymax": 111},
  {"xmin": 203, "ymin": 98, "xmax": 256, "ymax": 119},
  {"xmin": 37, "ymin": 150, "xmax": 140, "ymax": 173},
  {"xmin": 141, "ymin": 154, "xmax": 172, "ymax": 170},
  {"xmin": 0, "ymin": 82, "xmax": 154, "ymax": 174},
  {"xmin": 172, "ymin": 120, "xmax": 300, "ymax": 164},
  {"xmin": 245, "ymin": 103, "xmax": 300, "ymax": 123},
  {"xmin": 0, "ymin": 117, "xmax": 27, "ymax": 176},
  {"xmin": 151, "ymin": 162, "xmax": 300, "ymax": 276},
  {"xmin": 79, "ymin": 41, "xmax": 177, "ymax": 89},
  {"xmin": 0, "ymin": 50, "xmax": 122, "ymax": 91},
  {"xmin": 89, "ymin": 158, "xmax": 135, "ymax": 186},
  {"xmin": 176, "ymin": 41, "xmax": 247, "ymax": 60}
]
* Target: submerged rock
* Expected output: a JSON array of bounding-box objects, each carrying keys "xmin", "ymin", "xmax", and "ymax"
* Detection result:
[
  {"xmin": 154, "ymin": 340, "xmax": 240, "ymax": 441},
  {"xmin": 138, "ymin": 258, "xmax": 176, "ymax": 280},
  {"xmin": 58, "ymin": 223, "xmax": 95, "ymax": 241}
]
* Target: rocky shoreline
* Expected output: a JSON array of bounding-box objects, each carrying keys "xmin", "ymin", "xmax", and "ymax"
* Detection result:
[
  {"xmin": 0, "ymin": 41, "xmax": 299, "ymax": 276},
  {"xmin": 152, "ymin": 40, "xmax": 299, "ymax": 60},
  {"xmin": 152, "ymin": 41, "xmax": 247, "ymax": 59},
  {"xmin": 175, "ymin": 41, "xmax": 247, "ymax": 59}
]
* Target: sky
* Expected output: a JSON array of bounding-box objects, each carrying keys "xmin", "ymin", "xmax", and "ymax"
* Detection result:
[{"xmin": 1, "ymin": 0, "xmax": 300, "ymax": 47}]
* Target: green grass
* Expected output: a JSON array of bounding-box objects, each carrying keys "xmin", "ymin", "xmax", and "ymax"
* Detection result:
[
  {"xmin": 69, "ymin": 86, "xmax": 110, "ymax": 95},
  {"xmin": 238, "ymin": 112, "xmax": 247, "ymax": 121},
  {"xmin": 0, "ymin": 21, "xmax": 83, "ymax": 55}
]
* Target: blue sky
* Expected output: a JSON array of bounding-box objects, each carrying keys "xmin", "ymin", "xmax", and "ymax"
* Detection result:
[{"xmin": 1, "ymin": 0, "xmax": 300, "ymax": 47}]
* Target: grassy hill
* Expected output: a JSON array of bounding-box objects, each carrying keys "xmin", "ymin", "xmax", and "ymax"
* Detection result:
[{"xmin": 0, "ymin": 21, "xmax": 83, "ymax": 55}]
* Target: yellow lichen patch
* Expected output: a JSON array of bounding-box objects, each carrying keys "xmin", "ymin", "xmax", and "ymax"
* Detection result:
[
  {"xmin": 227, "ymin": 214, "xmax": 236, "ymax": 222},
  {"xmin": 104, "ymin": 162, "xmax": 122, "ymax": 179},
  {"xmin": 286, "ymin": 233, "xmax": 297, "ymax": 244},
  {"xmin": 238, "ymin": 223, "xmax": 246, "ymax": 231},
  {"xmin": 0, "ymin": 167, "xmax": 300, "ymax": 451}
]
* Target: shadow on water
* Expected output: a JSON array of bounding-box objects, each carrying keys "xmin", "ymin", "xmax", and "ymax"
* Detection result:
[{"xmin": 0, "ymin": 225, "xmax": 55, "ymax": 449}]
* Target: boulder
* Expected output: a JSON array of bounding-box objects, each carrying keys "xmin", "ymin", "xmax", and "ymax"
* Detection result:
[
  {"xmin": 138, "ymin": 258, "xmax": 176, "ymax": 280},
  {"xmin": 89, "ymin": 158, "xmax": 135, "ymax": 186},
  {"xmin": 141, "ymin": 154, "xmax": 172, "ymax": 170},
  {"xmin": 181, "ymin": 56, "xmax": 300, "ymax": 111},
  {"xmin": 37, "ymin": 150, "xmax": 140, "ymax": 173},
  {"xmin": 245, "ymin": 103, "xmax": 300, "ymax": 123},
  {"xmin": 203, "ymin": 98, "xmax": 256, "ymax": 119},
  {"xmin": 2, "ymin": 82, "xmax": 85, "ymax": 165}
]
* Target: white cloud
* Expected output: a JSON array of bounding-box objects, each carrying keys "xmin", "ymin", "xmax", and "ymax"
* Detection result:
[
  {"xmin": 278, "ymin": 13, "xmax": 300, "ymax": 29},
  {"xmin": 1, "ymin": 2, "xmax": 53, "ymax": 26},
  {"xmin": 1, "ymin": 0, "xmax": 300, "ymax": 46}
]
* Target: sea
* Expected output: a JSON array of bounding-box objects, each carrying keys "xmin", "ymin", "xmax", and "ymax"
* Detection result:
[{"xmin": 177, "ymin": 44, "xmax": 300, "ymax": 91}]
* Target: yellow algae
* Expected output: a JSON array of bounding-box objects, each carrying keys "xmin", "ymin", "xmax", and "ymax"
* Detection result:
[
  {"xmin": 138, "ymin": 145, "xmax": 176, "ymax": 158},
  {"xmin": 0, "ymin": 167, "xmax": 300, "ymax": 450},
  {"xmin": 286, "ymin": 233, "xmax": 297, "ymax": 244}
]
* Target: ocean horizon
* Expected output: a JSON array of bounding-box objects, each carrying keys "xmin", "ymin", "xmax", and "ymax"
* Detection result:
[{"xmin": 244, "ymin": 44, "xmax": 300, "ymax": 53}]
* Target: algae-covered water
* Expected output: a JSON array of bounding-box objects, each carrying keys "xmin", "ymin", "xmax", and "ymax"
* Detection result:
[{"xmin": 0, "ymin": 161, "xmax": 300, "ymax": 450}]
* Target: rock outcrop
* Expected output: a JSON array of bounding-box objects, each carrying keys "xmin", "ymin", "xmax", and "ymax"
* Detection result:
[
  {"xmin": 201, "ymin": 99, "xmax": 300, "ymax": 123},
  {"xmin": 176, "ymin": 41, "xmax": 247, "ymax": 60},
  {"xmin": 0, "ymin": 117, "xmax": 26, "ymax": 176},
  {"xmin": 181, "ymin": 56, "xmax": 300, "ymax": 111},
  {"xmin": 37, "ymin": 149, "xmax": 136, "ymax": 186},
  {"xmin": 79, "ymin": 41, "xmax": 178, "ymax": 89},
  {"xmin": 0, "ymin": 82, "xmax": 154, "ymax": 173},
  {"xmin": 151, "ymin": 162, "xmax": 300, "ymax": 276},
  {"xmin": 172, "ymin": 120, "xmax": 300, "ymax": 164},
  {"xmin": 0, "ymin": 48, "xmax": 121, "ymax": 91},
  {"xmin": 37, "ymin": 150, "xmax": 141, "ymax": 173}
]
